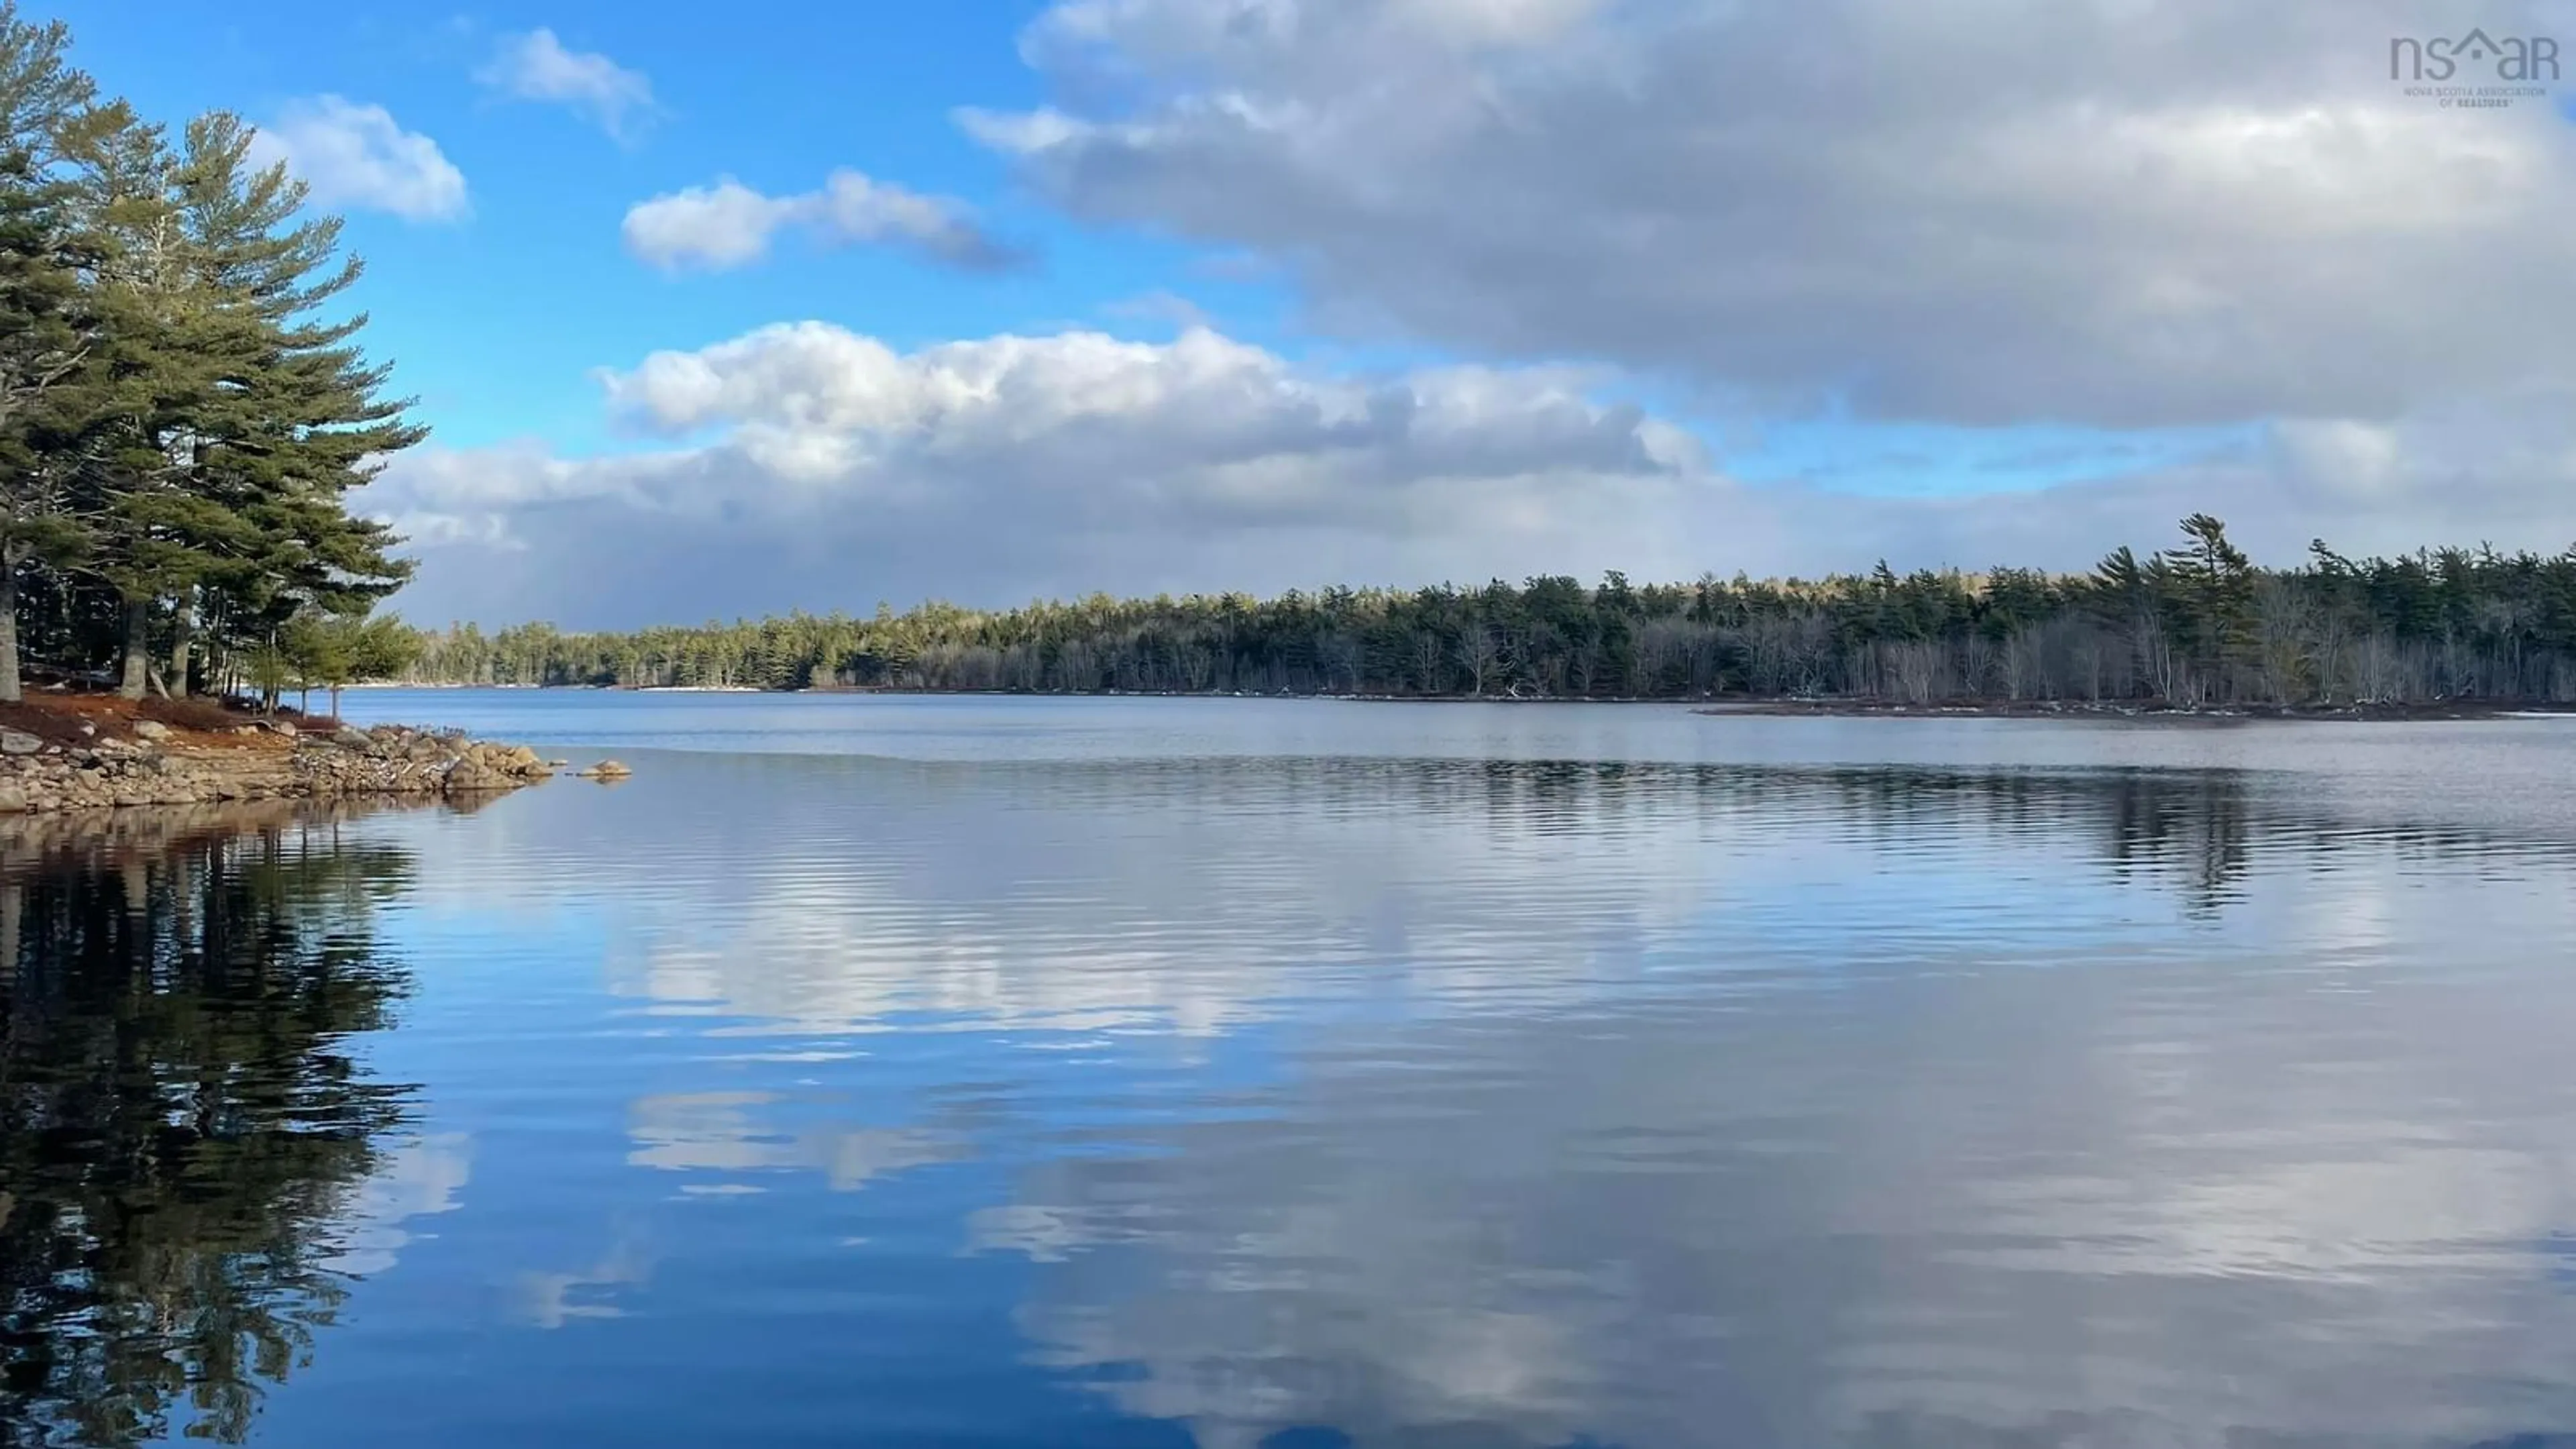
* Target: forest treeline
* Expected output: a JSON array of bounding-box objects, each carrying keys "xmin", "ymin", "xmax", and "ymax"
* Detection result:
[
  {"xmin": 0, "ymin": 7, "xmax": 417, "ymax": 708},
  {"xmin": 396, "ymin": 515, "xmax": 2576, "ymax": 707}
]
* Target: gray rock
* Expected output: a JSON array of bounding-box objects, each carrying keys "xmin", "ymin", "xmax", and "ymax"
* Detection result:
[
  {"xmin": 132, "ymin": 720, "xmax": 170, "ymax": 741},
  {"xmin": 0, "ymin": 729, "xmax": 41, "ymax": 755}
]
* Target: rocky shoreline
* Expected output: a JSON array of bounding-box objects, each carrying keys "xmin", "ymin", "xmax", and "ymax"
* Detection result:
[{"xmin": 0, "ymin": 720, "xmax": 561, "ymax": 814}]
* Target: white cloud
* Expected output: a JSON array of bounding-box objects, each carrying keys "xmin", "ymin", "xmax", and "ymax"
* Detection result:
[
  {"xmin": 248, "ymin": 96, "xmax": 468, "ymax": 223},
  {"xmin": 967, "ymin": 0, "xmax": 2576, "ymax": 430},
  {"xmin": 622, "ymin": 170, "xmax": 1024, "ymax": 272},
  {"xmin": 374, "ymin": 329, "xmax": 2576, "ymax": 625},
  {"xmin": 619, "ymin": 179, "xmax": 803, "ymax": 270},
  {"xmin": 361, "ymin": 317, "xmax": 2576, "ymax": 629},
  {"xmin": 476, "ymin": 28, "xmax": 657, "ymax": 140},
  {"xmin": 363, "ymin": 321, "xmax": 1703, "ymax": 624}
]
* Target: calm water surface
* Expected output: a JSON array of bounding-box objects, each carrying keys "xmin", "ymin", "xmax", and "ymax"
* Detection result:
[{"xmin": 9, "ymin": 692, "xmax": 2576, "ymax": 1447}]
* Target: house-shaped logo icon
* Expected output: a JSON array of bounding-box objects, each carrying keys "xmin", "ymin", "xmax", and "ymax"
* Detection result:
[{"xmin": 2390, "ymin": 29, "xmax": 2563, "ymax": 84}]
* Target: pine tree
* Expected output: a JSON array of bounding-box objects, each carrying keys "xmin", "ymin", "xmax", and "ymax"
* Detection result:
[
  {"xmin": 172, "ymin": 113, "xmax": 419, "ymax": 693},
  {"xmin": 70, "ymin": 104, "xmax": 244, "ymax": 698},
  {"xmin": 2161, "ymin": 513, "xmax": 2253, "ymax": 700},
  {"xmin": 0, "ymin": 4, "xmax": 102, "ymax": 700},
  {"xmin": 47, "ymin": 103, "xmax": 420, "ymax": 699}
]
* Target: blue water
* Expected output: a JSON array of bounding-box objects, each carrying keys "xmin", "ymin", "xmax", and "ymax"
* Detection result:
[{"xmin": 8, "ymin": 692, "xmax": 2576, "ymax": 1447}]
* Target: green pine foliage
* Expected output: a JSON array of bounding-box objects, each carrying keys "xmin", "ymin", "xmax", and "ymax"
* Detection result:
[
  {"xmin": 0, "ymin": 5, "xmax": 415, "ymax": 704},
  {"xmin": 392, "ymin": 517, "xmax": 2576, "ymax": 708}
]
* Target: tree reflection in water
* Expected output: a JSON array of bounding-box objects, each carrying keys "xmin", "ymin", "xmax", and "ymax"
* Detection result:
[{"xmin": 0, "ymin": 803, "xmax": 430, "ymax": 1447}]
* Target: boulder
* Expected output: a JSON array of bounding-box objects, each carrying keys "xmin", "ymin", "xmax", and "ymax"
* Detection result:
[
  {"xmin": 443, "ymin": 762, "xmax": 515, "ymax": 792},
  {"xmin": 0, "ymin": 784, "xmax": 25, "ymax": 814},
  {"xmin": 578, "ymin": 760, "xmax": 633, "ymax": 780},
  {"xmin": 132, "ymin": 720, "xmax": 170, "ymax": 741},
  {"xmin": 0, "ymin": 729, "xmax": 41, "ymax": 756}
]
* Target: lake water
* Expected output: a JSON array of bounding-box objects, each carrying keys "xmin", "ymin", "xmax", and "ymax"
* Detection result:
[{"xmin": 10, "ymin": 692, "xmax": 2576, "ymax": 1448}]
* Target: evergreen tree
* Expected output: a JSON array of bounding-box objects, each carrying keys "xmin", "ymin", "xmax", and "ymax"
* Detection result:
[
  {"xmin": 0, "ymin": 3, "xmax": 101, "ymax": 700},
  {"xmin": 2160, "ymin": 513, "xmax": 2253, "ymax": 700},
  {"xmin": 172, "ymin": 112, "xmax": 417, "ymax": 694}
]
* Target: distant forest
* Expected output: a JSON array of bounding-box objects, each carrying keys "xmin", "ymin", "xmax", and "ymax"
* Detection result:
[{"xmin": 393, "ymin": 517, "xmax": 2576, "ymax": 707}]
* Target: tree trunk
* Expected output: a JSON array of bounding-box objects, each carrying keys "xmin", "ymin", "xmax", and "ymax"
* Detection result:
[
  {"xmin": 117, "ymin": 597, "xmax": 151, "ymax": 700},
  {"xmin": 166, "ymin": 590, "xmax": 195, "ymax": 698},
  {"xmin": 0, "ymin": 551, "xmax": 20, "ymax": 704}
]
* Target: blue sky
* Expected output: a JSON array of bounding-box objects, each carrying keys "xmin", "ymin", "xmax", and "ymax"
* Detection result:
[
  {"xmin": 42, "ymin": 1, "xmax": 2576, "ymax": 625},
  {"xmin": 55, "ymin": 1, "xmax": 1268, "ymax": 453}
]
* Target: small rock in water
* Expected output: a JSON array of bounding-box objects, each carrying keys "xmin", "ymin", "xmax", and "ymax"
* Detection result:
[
  {"xmin": 578, "ymin": 760, "xmax": 633, "ymax": 780},
  {"xmin": 0, "ymin": 729, "xmax": 41, "ymax": 756}
]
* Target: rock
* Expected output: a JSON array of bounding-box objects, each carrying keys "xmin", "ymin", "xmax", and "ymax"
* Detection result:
[
  {"xmin": 578, "ymin": 760, "xmax": 633, "ymax": 780},
  {"xmin": 0, "ymin": 730, "xmax": 40, "ymax": 755},
  {"xmin": 133, "ymin": 720, "xmax": 170, "ymax": 741},
  {"xmin": 0, "ymin": 784, "xmax": 25, "ymax": 814},
  {"xmin": 76, "ymin": 722, "xmax": 94, "ymax": 737},
  {"xmin": 443, "ymin": 763, "xmax": 515, "ymax": 792}
]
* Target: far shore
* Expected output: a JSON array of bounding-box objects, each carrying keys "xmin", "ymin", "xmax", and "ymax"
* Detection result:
[{"xmin": 344, "ymin": 681, "xmax": 2576, "ymax": 720}]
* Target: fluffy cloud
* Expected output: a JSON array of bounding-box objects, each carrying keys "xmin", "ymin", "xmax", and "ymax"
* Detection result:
[
  {"xmin": 364, "ymin": 322, "xmax": 1713, "ymax": 624},
  {"xmin": 248, "ymin": 96, "xmax": 468, "ymax": 222},
  {"xmin": 623, "ymin": 170, "xmax": 1024, "ymax": 272},
  {"xmin": 362, "ymin": 317, "xmax": 2576, "ymax": 629},
  {"xmin": 476, "ymin": 28, "xmax": 657, "ymax": 141},
  {"xmin": 963, "ymin": 0, "xmax": 2576, "ymax": 429}
]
